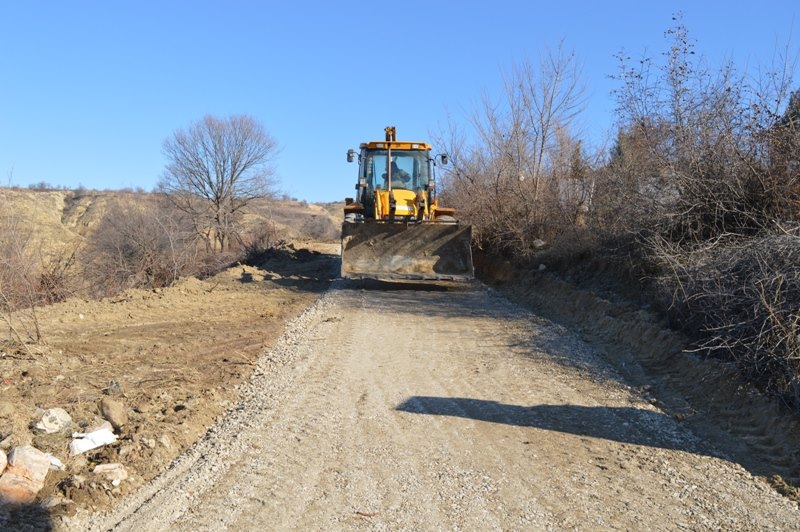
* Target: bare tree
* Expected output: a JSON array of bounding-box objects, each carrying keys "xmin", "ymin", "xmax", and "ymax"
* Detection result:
[
  {"xmin": 438, "ymin": 43, "xmax": 589, "ymax": 256},
  {"xmin": 159, "ymin": 114, "xmax": 279, "ymax": 251}
]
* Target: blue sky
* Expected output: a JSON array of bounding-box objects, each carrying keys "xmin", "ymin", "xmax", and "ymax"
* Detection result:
[{"xmin": 0, "ymin": 1, "xmax": 797, "ymax": 202}]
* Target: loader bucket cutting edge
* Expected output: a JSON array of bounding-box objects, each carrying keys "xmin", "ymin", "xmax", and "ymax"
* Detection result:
[{"xmin": 340, "ymin": 223, "xmax": 474, "ymax": 281}]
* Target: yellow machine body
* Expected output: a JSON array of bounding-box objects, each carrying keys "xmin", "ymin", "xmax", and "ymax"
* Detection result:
[{"xmin": 341, "ymin": 127, "xmax": 473, "ymax": 281}]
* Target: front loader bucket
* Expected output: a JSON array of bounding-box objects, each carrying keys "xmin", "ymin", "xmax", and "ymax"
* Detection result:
[{"xmin": 341, "ymin": 222, "xmax": 474, "ymax": 281}]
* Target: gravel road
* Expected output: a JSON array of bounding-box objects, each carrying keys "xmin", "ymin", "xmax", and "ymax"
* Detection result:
[{"xmin": 78, "ymin": 280, "xmax": 799, "ymax": 531}]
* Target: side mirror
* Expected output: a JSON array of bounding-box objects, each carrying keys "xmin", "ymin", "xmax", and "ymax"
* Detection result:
[{"xmin": 347, "ymin": 149, "xmax": 356, "ymax": 163}]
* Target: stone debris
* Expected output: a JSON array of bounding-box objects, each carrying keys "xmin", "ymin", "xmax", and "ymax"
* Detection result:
[
  {"xmin": 34, "ymin": 407, "xmax": 73, "ymax": 434},
  {"xmin": 104, "ymin": 380, "xmax": 124, "ymax": 396},
  {"xmin": 47, "ymin": 454, "xmax": 66, "ymax": 471},
  {"xmin": 158, "ymin": 434, "xmax": 172, "ymax": 449},
  {"xmin": 93, "ymin": 463, "xmax": 128, "ymax": 487},
  {"xmin": 70, "ymin": 421, "xmax": 119, "ymax": 456},
  {"xmin": 6, "ymin": 446, "xmax": 50, "ymax": 482},
  {"xmin": 40, "ymin": 493, "xmax": 70, "ymax": 509},
  {"xmin": 0, "ymin": 445, "xmax": 50, "ymax": 503},
  {"xmin": 100, "ymin": 397, "xmax": 128, "ymax": 430}
]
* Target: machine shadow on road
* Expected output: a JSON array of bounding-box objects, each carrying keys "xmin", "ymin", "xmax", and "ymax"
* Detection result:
[
  {"xmin": 396, "ymin": 396, "xmax": 706, "ymax": 456},
  {"xmin": 397, "ymin": 397, "xmax": 800, "ymax": 485},
  {"xmin": 336, "ymin": 280, "xmax": 511, "ymax": 320}
]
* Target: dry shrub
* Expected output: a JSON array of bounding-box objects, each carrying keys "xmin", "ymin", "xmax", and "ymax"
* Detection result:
[
  {"xmin": 0, "ymin": 214, "xmax": 46, "ymax": 344},
  {"xmin": 83, "ymin": 198, "xmax": 201, "ymax": 296},
  {"xmin": 604, "ymin": 17, "xmax": 800, "ymax": 408},
  {"xmin": 658, "ymin": 233, "xmax": 800, "ymax": 407},
  {"xmin": 299, "ymin": 214, "xmax": 339, "ymax": 242},
  {"xmin": 608, "ymin": 18, "xmax": 799, "ymax": 245},
  {"xmin": 38, "ymin": 247, "xmax": 79, "ymax": 304},
  {"xmin": 438, "ymin": 44, "xmax": 593, "ymax": 259},
  {"xmin": 240, "ymin": 219, "xmax": 282, "ymax": 265}
]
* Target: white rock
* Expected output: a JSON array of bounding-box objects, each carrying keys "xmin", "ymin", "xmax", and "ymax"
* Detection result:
[
  {"xmin": 93, "ymin": 463, "xmax": 128, "ymax": 482},
  {"xmin": 46, "ymin": 453, "xmax": 65, "ymax": 471},
  {"xmin": 0, "ymin": 449, "xmax": 6, "ymax": 473},
  {"xmin": 34, "ymin": 407, "xmax": 73, "ymax": 434},
  {"xmin": 70, "ymin": 424, "xmax": 118, "ymax": 456}
]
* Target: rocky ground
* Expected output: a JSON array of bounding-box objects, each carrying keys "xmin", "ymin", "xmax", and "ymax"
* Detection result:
[{"xmin": 0, "ymin": 241, "xmax": 339, "ymax": 527}]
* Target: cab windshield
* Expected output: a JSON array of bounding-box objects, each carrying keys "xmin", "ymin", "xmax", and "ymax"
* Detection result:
[{"xmin": 360, "ymin": 149, "xmax": 431, "ymax": 191}]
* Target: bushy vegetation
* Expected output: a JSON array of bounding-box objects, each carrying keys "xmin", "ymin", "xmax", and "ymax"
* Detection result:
[
  {"xmin": 443, "ymin": 18, "xmax": 800, "ymax": 410},
  {"xmin": 0, "ymin": 213, "xmax": 48, "ymax": 345},
  {"xmin": 81, "ymin": 197, "xmax": 202, "ymax": 295}
]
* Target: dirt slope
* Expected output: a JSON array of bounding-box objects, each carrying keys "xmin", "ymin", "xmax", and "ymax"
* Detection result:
[{"xmin": 74, "ymin": 281, "xmax": 799, "ymax": 531}]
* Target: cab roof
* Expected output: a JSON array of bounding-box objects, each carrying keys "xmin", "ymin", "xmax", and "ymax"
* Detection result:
[{"xmin": 360, "ymin": 141, "xmax": 431, "ymax": 151}]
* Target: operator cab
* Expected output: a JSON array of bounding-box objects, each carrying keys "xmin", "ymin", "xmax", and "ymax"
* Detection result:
[
  {"xmin": 360, "ymin": 149, "xmax": 430, "ymax": 192},
  {"xmin": 345, "ymin": 128, "xmax": 440, "ymax": 221}
]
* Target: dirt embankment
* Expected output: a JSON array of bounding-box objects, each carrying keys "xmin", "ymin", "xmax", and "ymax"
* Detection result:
[{"xmin": 0, "ymin": 242, "xmax": 339, "ymax": 526}]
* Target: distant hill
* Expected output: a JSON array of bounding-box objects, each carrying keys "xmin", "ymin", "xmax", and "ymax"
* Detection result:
[
  {"xmin": 0, "ymin": 188, "xmax": 343, "ymax": 261},
  {"xmin": 247, "ymin": 198, "xmax": 342, "ymax": 242}
]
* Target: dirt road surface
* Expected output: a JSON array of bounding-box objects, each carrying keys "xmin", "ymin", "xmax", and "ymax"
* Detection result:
[{"xmin": 70, "ymin": 278, "xmax": 799, "ymax": 531}]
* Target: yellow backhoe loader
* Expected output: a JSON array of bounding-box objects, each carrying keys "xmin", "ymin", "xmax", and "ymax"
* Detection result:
[{"xmin": 341, "ymin": 126, "xmax": 473, "ymax": 280}]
